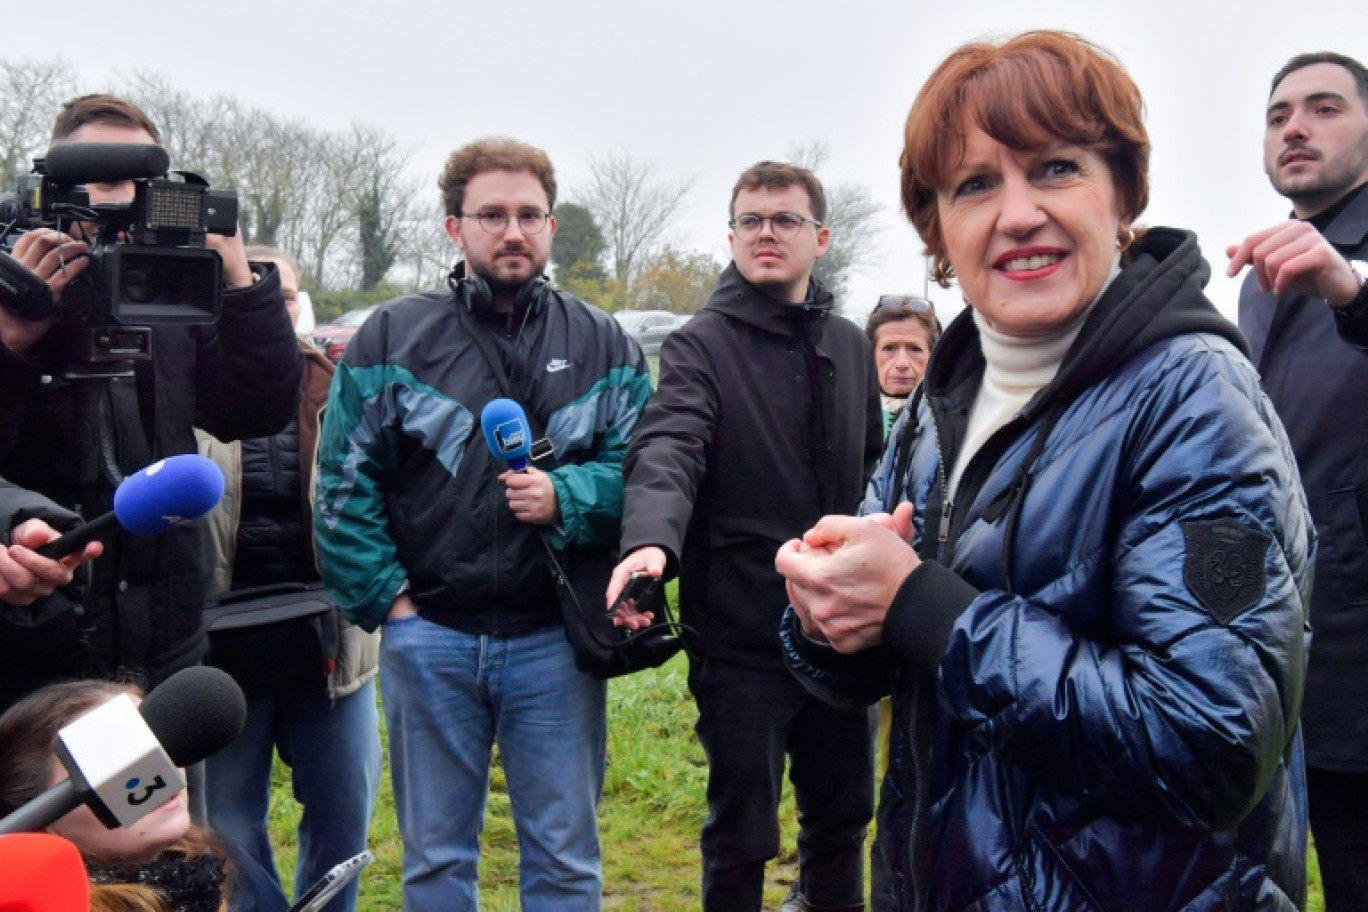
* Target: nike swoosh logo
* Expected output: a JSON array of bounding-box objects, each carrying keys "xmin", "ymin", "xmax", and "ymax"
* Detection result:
[{"xmin": 546, "ymin": 359, "xmax": 571, "ymax": 373}]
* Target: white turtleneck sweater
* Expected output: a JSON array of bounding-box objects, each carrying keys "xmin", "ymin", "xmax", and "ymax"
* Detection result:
[{"xmin": 946, "ymin": 260, "xmax": 1121, "ymax": 499}]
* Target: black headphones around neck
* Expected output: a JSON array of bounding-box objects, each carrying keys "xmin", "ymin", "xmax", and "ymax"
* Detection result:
[{"xmin": 449, "ymin": 266, "xmax": 553, "ymax": 316}]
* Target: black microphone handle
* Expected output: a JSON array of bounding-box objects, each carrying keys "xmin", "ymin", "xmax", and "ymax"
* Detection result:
[
  {"xmin": 0, "ymin": 779, "xmax": 80, "ymax": 835},
  {"xmin": 35, "ymin": 512, "xmax": 118, "ymax": 560}
]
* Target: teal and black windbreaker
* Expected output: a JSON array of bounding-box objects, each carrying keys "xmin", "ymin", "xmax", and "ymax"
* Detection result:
[{"xmin": 314, "ymin": 287, "xmax": 652, "ymax": 634}]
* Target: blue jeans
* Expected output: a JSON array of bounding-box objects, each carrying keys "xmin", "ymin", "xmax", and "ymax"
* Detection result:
[
  {"xmin": 205, "ymin": 679, "xmax": 382, "ymax": 912},
  {"xmin": 380, "ymin": 615, "xmax": 606, "ymax": 912}
]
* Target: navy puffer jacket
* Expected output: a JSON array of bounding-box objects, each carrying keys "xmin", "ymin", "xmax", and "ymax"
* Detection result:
[{"xmin": 784, "ymin": 229, "xmax": 1313, "ymax": 911}]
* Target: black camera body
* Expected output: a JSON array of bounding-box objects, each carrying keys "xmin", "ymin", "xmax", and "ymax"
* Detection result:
[{"xmin": 0, "ymin": 143, "xmax": 239, "ymax": 363}]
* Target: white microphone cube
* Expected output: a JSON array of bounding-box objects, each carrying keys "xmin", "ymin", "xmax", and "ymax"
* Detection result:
[{"xmin": 55, "ymin": 694, "xmax": 185, "ymax": 829}]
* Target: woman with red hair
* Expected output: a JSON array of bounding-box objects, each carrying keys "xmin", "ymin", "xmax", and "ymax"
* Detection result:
[{"xmin": 779, "ymin": 31, "xmax": 1311, "ymax": 910}]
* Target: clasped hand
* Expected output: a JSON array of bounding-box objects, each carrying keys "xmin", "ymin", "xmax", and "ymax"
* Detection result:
[{"xmin": 774, "ymin": 502, "xmax": 921, "ymax": 653}]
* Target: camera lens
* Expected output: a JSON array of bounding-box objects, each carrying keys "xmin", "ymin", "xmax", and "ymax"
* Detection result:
[{"xmin": 121, "ymin": 267, "xmax": 161, "ymax": 304}]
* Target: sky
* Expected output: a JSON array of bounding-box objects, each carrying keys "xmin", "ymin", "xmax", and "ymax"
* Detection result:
[{"xmin": 10, "ymin": 0, "xmax": 1361, "ymax": 324}]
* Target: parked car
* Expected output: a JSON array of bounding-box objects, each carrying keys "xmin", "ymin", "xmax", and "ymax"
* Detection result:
[
  {"xmin": 312, "ymin": 304, "xmax": 379, "ymax": 362},
  {"xmin": 612, "ymin": 310, "xmax": 683, "ymax": 356}
]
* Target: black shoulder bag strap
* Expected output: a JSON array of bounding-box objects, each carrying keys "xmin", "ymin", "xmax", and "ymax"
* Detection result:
[
  {"xmin": 457, "ymin": 298, "xmax": 578, "ymax": 593},
  {"xmin": 456, "ymin": 297, "xmax": 580, "ymax": 617},
  {"xmin": 457, "ymin": 303, "xmax": 556, "ymax": 467},
  {"xmin": 457, "ymin": 296, "xmax": 683, "ymax": 672}
]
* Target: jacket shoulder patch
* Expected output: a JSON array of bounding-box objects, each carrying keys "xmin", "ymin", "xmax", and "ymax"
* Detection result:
[{"xmin": 1181, "ymin": 517, "xmax": 1270, "ymax": 623}]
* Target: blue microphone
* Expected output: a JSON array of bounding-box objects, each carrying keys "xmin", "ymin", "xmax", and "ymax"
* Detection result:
[
  {"xmin": 480, "ymin": 398, "xmax": 533, "ymax": 471},
  {"xmin": 36, "ymin": 454, "xmax": 225, "ymax": 560}
]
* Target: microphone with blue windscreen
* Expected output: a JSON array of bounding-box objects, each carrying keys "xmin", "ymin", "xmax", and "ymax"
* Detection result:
[
  {"xmin": 36, "ymin": 454, "xmax": 225, "ymax": 560},
  {"xmin": 480, "ymin": 398, "xmax": 533, "ymax": 471}
]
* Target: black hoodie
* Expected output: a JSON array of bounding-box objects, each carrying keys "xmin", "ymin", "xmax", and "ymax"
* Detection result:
[{"xmin": 620, "ymin": 264, "xmax": 884, "ymax": 669}]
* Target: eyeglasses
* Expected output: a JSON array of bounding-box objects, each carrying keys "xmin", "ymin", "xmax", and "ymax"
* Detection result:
[
  {"xmin": 729, "ymin": 212, "xmax": 823, "ymax": 240},
  {"xmin": 461, "ymin": 209, "xmax": 552, "ymax": 236},
  {"xmin": 877, "ymin": 295, "xmax": 935, "ymax": 314}
]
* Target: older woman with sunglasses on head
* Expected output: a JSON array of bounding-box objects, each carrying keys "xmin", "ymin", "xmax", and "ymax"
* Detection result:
[
  {"xmin": 778, "ymin": 30, "xmax": 1312, "ymax": 911},
  {"xmin": 865, "ymin": 295, "xmax": 941, "ymax": 436}
]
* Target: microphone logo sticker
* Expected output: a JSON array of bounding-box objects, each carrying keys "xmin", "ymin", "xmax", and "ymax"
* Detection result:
[
  {"xmin": 494, "ymin": 419, "xmax": 527, "ymax": 454},
  {"xmin": 125, "ymin": 774, "xmax": 169, "ymax": 806}
]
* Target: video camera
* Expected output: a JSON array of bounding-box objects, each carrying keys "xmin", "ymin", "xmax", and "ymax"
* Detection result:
[{"xmin": 0, "ymin": 142, "xmax": 239, "ymax": 363}]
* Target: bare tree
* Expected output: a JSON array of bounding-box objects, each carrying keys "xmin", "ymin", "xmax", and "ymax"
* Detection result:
[
  {"xmin": 813, "ymin": 183, "xmax": 883, "ymax": 304},
  {"xmin": 123, "ymin": 71, "xmax": 240, "ymax": 175},
  {"xmin": 786, "ymin": 140, "xmax": 830, "ymax": 178},
  {"xmin": 356, "ymin": 175, "xmax": 399, "ymax": 290},
  {"xmin": 344, "ymin": 125, "xmax": 414, "ymax": 290},
  {"xmin": 295, "ymin": 141, "xmax": 358, "ymax": 290},
  {"xmin": 787, "ymin": 140, "xmax": 884, "ymax": 304},
  {"xmin": 228, "ymin": 113, "xmax": 318, "ymax": 248},
  {"xmin": 393, "ymin": 195, "xmax": 454, "ymax": 292},
  {"xmin": 0, "ymin": 57, "xmax": 77, "ymax": 187},
  {"xmin": 577, "ymin": 151, "xmax": 692, "ymax": 302},
  {"xmin": 122, "ymin": 74, "xmax": 342, "ymax": 286}
]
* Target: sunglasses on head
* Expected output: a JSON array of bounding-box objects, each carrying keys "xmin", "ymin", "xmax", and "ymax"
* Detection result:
[{"xmin": 877, "ymin": 295, "xmax": 935, "ymax": 313}]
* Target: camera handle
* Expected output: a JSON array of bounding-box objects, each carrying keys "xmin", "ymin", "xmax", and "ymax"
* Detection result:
[{"xmin": 0, "ymin": 249, "xmax": 56, "ymax": 321}]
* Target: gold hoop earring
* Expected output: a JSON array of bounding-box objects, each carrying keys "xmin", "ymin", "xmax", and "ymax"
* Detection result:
[{"xmin": 1116, "ymin": 226, "xmax": 1137, "ymax": 252}]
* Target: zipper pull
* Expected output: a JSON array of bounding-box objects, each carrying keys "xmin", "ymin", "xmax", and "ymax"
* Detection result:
[{"xmin": 938, "ymin": 494, "xmax": 952, "ymax": 554}]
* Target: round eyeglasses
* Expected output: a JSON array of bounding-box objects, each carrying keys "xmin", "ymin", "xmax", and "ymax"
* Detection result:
[
  {"xmin": 729, "ymin": 212, "xmax": 823, "ymax": 240},
  {"xmin": 461, "ymin": 209, "xmax": 552, "ymax": 236}
]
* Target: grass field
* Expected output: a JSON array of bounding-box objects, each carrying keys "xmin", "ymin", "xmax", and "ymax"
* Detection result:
[{"xmin": 266, "ymin": 652, "xmax": 805, "ymax": 910}]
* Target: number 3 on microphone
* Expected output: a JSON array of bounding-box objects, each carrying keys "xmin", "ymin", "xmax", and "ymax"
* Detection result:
[{"xmin": 125, "ymin": 774, "xmax": 168, "ymax": 806}]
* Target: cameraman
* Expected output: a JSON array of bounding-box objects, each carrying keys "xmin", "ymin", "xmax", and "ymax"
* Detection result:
[{"xmin": 0, "ymin": 94, "xmax": 303, "ymax": 711}]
